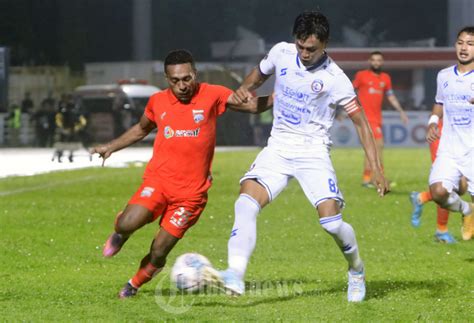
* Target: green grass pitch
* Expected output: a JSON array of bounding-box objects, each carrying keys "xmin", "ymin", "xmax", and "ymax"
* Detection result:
[{"xmin": 1, "ymin": 148, "xmax": 472, "ymax": 321}]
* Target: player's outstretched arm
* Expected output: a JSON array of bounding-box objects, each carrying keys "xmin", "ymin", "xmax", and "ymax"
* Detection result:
[
  {"xmin": 227, "ymin": 94, "xmax": 273, "ymax": 114},
  {"xmin": 387, "ymin": 94, "xmax": 409, "ymax": 124},
  {"xmin": 90, "ymin": 114, "xmax": 156, "ymax": 166},
  {"xmin": 233, "ymin": 67, "xmax": 270, "ymax": 104},
  {"xmin": 426, "ymin": 103, "xmax": 443, "ymax": 143},
  {"xmin": 350, "ymin": 109, "xmax": 390, "ymax": 196}
]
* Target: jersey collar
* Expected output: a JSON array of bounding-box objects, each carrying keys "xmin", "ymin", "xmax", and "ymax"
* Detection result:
[
  {"xmin": 454, "ymin": 65, "xmax": 474, "ymax": 76},
  {"xmin": 296, "ymin": 52, "xmax": 328, "ymax": 71}
]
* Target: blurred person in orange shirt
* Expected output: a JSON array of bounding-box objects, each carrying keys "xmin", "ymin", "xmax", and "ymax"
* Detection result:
[{"xmin": 353, "ymin": 51, "xmax": 408, "ymax": 187}]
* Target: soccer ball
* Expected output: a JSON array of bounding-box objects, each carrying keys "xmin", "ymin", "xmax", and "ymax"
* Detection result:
[{"xmin": 171, "ymin": 253, "xmax": 212, "ymax": 292}]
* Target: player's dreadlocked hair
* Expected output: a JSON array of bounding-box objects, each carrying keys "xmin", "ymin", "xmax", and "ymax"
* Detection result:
[
  {"xmin": 292, "ymin": 11, "xmax": 330, "ymax": 43},
  {"xmin": 457, "ymin": 26, "xmax": 474, "ymax": 38},
  {"xmin": 164, "ymin": 49, "xmax": 195, "ymax": 70}
]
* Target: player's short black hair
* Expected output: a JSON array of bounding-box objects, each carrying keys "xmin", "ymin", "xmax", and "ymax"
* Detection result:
[
  {"xmin": 457, "ymin": 26, "xmax": 474, "ymax": 38},
  {"xmin": 370, "ymin": 51, "xmax": 384, "ymax": 58},
  {"xmin": 164, "ymin": 49, "xmax": 195, "ymax": 71},
  {"xmin": 292, "ymin": 11, "xmax": 330, "ymax": 43}
]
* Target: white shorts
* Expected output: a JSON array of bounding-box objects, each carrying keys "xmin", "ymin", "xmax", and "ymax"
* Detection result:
[
  {"xmin": 240, "ymin": 146, "xmax": 344, "ymax": 207},
  {"xmin": 429, "ymin": 151, "xmax": 474, "ymax": 195}
]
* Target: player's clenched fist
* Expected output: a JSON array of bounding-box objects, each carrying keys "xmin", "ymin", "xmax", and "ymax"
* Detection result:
[{"xmin": 233, "ymin": 87, "xmax": 253, "ymax": 104}]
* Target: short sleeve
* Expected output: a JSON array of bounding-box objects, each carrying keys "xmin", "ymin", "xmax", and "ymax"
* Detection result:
[
  {"xmin": 213, "ymin": 85, "xmax": 233, "ymax": 116},
  {"xmin": 384, "ymin": 74, "xmax": 394, "ymax": 96},
  {"xmin": 331, "ymin": 72, "xmax": 357, "ymax": 107},
  {"xmin": 352, "ymin": 71, "xmax": 361, "ymax": 90},
  {"xmin": 434, "ymin": 72, "xmax": 444, "ymax": 105},
  {"xmin": 144, "ymin": 95, "xmax": 156, "ymax": 121},
  {"xmin": 259, "ymin": 42, "xmax": 285, "ymax": 76}
]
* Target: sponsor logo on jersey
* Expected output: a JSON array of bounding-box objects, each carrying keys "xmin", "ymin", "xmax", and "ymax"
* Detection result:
[
  {"xmin": 279, "ymin": 108, "xmax": 302, "ymax": 125},
  {"xmin": 281, "ymin": 86, "xmax": 310, "ymax": 102},
  {"xmin": 163, "ymin": 126, "xmax": 201, "ymax": 139},
  {"xmin": 311, "ymin": 79, "xmax": 324, "ymax": 93},
  {"xmin": 192, "ymin": 109, "xmax": 204, "ymax": 123},
  {"xmin": 140, "ymin": 186, "xmax": 155, "ymax": 198},
  {"xmin": 170, "ymin": 207, "xmax": 191, "ymax": 228},
  {"xmin": 443, "ymin": 81, "xmax": 449, "ymax": 88},
  {"xmin": 380, "ymin": 81, "xmax": 385, "ymax": 88},
  {"xmin": 164, "ymin": 126, "xmax": 174, "ymax": 139},
  {"xmin": 280, "ymin": 68, "xmax": 288, "ymax": 76}
]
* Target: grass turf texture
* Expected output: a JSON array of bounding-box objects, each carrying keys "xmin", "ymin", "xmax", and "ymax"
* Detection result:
[{"xmin": 1, "ymin": 148, "xmax": 473, "ymax": 321}]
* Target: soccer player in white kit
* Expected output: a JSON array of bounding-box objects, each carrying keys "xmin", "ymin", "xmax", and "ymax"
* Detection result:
[
  {"xmin": 214, "ymin": 11, "xmax": 389, "ymax": 302},
  {"xmin": 426, "ymin": 26, "xmax": 474, "ymax": 241}
]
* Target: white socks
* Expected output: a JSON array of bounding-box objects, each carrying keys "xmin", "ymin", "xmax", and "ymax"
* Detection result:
[
  {"xmin": 442, "ymin": 192, "xmax": 471, "ymax": 216},
  {"xmin": 320, "ymin": 214, "xmax": 363, "ymax": 273},
  {"xmin": 227, "ymin": 194, "xmax": 260, "ymax": 279}
]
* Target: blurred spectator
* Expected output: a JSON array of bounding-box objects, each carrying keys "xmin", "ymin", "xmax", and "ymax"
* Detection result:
[
  {"xmin": 253, "ymin": 109, "xmax": 273, "ymax": 147},
  {"xmin": 21, "ymin": 91, "xmax": 34, "ymax": 114},
  {"xmin": 32, "ymin": 91, "xmax": 56, "ymax": 147},
  {"xmin": 7, "ymin": 102, "xmax": 21, "ymax": 146},
  {"xmin": 54, "ymin": 94, "xmax": 87, "ymax": 162}
]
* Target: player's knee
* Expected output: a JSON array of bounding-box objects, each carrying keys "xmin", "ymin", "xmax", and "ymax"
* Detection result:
[
  {"xmin": 320, "ymin": 214, "xmax": 343, "ymax": 235},
  {"xmin": 430, "ymin": 184, "xmax": 449, "ymax": 204}
]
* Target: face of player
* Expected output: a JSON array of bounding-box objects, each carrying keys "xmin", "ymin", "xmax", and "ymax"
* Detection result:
[
  {"xmin": 165, "ymin": 63, "xmax": 198, "ymax": 103},
  {"xmin": 368, "ymin": 54, "xmax": 384, "ymax": 73},
  {"xmin": 455, "ymin": 32, "xmax": 474, "ymax": 66},
  {"xmin": 295, "ymin": 35, "xmax": 327, "ymax": 66}
]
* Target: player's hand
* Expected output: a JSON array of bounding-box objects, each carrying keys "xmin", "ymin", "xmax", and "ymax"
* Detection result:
[
  {"xmin": 426, "ymin": 123, "xmax": 440, "ymax": 143},
  {"xmin": 234, "ymin": 87, "xmax": 253, "ymax": 104},
  {"xmin": 469, "ymin": 98, "xmax": 474, "ymax": 104},
  {"xmin": 400, "ymin": 111, "xmax": 409, "ymax": 125},
  {"xmin": 90, "ymin": 144, "xmax": 113, "ymax": 167},
  {"xmin": 372, "ymin": 169, "xmax": 390, "ymax": 197}
]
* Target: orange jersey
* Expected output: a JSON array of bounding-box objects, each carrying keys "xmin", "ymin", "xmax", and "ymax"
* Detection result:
[
  {"xmin": 143, "ymin": 83, "xmax": 233, "ymax": 197},
  {"xmin": 352, "ymin": 70, "xmax": 393, "ymax": 123}
]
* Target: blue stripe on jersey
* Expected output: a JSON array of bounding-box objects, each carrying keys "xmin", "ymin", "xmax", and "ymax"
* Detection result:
[{"xmin": 453, "ymin": 65, "xmax": 473, "ymax": 77}]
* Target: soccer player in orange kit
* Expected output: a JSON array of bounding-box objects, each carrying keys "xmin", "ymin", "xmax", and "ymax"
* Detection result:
[
  {"xmin": 353, "ymin": 51, "xmax": 408, "ymax": 187},
  {"xmin": 91, "ymin": 49, "xmax": 272, "ymax": 298}
]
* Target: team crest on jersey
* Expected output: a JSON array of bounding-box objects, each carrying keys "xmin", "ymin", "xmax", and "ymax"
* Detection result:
[
  {"xmin": 380, "ymin": 81, "xmax": 385, "ymax": 88},
  {"xmin": 164, "ymin": 126, "xmax": 174, "ymax": 139},
  {"xmin": 311, "ymin": 79, "xmax": 324, "ymax": 93},
  {"xmin": 160, "ymin": 112, "xmax": 167, "ymax": 120},
  {"xmin": 192, "ymin": 109, "xmax": 205, "ymax": 123},
  {"xmin": 140, "ymin": 186, "xmax": 155, "ymax": 198}
]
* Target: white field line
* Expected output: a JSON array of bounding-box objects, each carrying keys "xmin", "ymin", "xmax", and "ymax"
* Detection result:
[{"xmin": 0, "ymin": 174, "xmax": 109, "ymax": 197}]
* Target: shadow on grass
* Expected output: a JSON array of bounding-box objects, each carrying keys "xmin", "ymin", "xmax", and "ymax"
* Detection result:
[{"xmin": 145, "ymin": 278, "xmax": 453, "ymax": 308}]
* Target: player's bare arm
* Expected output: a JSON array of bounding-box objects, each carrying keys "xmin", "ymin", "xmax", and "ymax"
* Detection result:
[
  {"xmin": 350, "ymin": 108, "xmax": 390, "ymax": 196},
  {"xmin": 91, "ymin": 114, "xmax": 156, "ymax": 165},
  {"xmin": 426, "ymin": 103, "xmax": 443, "ymax": 143},
  {"xmin": 387, "ymin": 94, "xmax": 409, "ymax": 124},
  {"xmin": 234, "ymin": 67, "xmax": 270, "ymax": 104},
  {"xmin": 226, "ymin": 93, "xmax": 273, "ymax": 114}
]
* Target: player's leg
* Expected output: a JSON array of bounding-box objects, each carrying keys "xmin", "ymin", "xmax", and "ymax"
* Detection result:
[
  {"xmin": 296, "ymin": 155, "xmax": 365, "ymax": 302},
  {"xmin": 103, "ymin": 182, "xmax": 167, "ymax": 257},
  {"xmin": 409, "ymin": 190, "xmax": 432, "ymax": 227},
  {"xmin": 222, "ymin": 147, "xmax": 290, "ymax": 295},
  {"xmin": 434, "ymin": 206, "xmax": 455, "ymax": 243},
  {"xmin": 120, "ymin": 195, "xmax": 207, "ymax": 298},
  {"xmin": 103, "ymin": 204, "xmax": 153, "ymax": 257},
  {"xmin": 362, "ymin": 123, "xmax": 383, "ymax": 187},
  {"xmin": 430, "ymin": 182, "xmax": 472, "ymax": 240},
  {"xmin": 119, "ymin": 229, "xmax": 179, "ymax": 298}
]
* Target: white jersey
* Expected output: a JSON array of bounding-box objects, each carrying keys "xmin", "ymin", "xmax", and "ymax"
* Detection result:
[
  {"xmin": 259, "ymin": 42, "xmax": 356, "ymax": 152},
  {"xmin": 435, "ymin": 65, "xmax": 474, "ymax": 157}
]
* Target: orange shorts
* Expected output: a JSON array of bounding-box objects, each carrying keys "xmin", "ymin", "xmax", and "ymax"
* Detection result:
[
  {"xmin": 368, "ymin": 121, "xmax": 383, "ymax": 140},
  {"xmin": 128, "ymin": 180, "xmax": 208, "ymax": 238}
]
